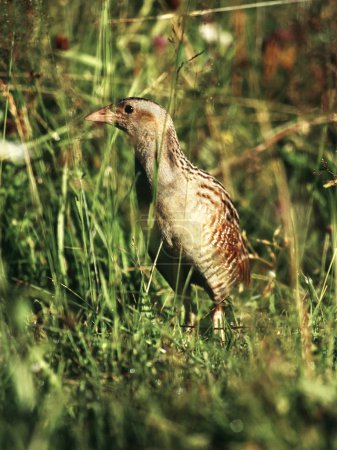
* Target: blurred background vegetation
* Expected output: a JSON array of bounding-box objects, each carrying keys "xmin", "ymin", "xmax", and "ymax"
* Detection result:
[{"xmin": 0, "ymin": 0, "xmax": 337, "ymax": 449}]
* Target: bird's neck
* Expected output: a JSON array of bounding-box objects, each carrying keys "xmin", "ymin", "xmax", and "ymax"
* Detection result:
[{"xmin": 134, "ymin": 126, "xmax": 192, "ymax": 189}]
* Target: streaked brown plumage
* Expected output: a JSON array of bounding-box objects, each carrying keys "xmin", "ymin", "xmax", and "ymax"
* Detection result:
[{"xmin": 86, "ymin": 97, "xmax": 250, "ymax": 340}]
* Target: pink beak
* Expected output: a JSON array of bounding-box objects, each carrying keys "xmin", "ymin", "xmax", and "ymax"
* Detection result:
[{"xmin": 85, "ymin": 105, "xmax": 117, "ymax": 124}]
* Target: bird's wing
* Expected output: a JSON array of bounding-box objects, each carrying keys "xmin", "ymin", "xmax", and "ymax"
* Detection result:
[
  {"xmin": 207, "ymin": 211, "xmax": 250, "ymax": 287},
  {"xmin": 198, "ymin": 177, "xmax": 250, "ymax": 288}
]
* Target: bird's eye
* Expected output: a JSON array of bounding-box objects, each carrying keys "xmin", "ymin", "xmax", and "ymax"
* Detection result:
[{"xmin": 124, "ymin": 104, "xmax": 134, "ymax": 114}]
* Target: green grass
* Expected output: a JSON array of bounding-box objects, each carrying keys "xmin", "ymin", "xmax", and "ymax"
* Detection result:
[{"xmin": 1, "ymin": 1, "xmax": 337, "ymax": 449}]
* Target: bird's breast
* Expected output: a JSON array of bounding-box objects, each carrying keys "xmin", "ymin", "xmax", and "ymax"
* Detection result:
[{"xmin": 135, "ymin": 161, "xmax": 225, "ymax": 261}]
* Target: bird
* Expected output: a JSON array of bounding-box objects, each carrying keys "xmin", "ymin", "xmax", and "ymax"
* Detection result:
[{"xmin": 85, "ymin": 97, "xmax": 250, "ymax": 341}]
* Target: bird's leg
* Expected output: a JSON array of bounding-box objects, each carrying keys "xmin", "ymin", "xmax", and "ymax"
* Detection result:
[
  {"xmin": 213, "ymin": 303, "xmax": 234, "ymax": 346},
  {"xmin": 183, "ymin": 293, "xmax": 197, "ymax": 331},
  {"xmin": 213, "ymin": 303, "xmax": 226, "ymax": 344},
  {"xmin": 179, "ymin": 267, "xmax": 196, "ymax": 332}
]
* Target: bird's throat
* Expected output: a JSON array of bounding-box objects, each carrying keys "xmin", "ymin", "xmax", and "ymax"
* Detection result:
[{"xmin": 134, "ymin": 127, "xmax": 187, "ymax": 190}]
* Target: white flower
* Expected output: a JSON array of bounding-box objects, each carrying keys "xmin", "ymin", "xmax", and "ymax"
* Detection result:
[
  {"xmin": 199, "ymin": 23, "xmax": 233, "ymax": 49},
  {"xmin": 0, "ymin": 141, "xmax": 29, "ymax": 164}
]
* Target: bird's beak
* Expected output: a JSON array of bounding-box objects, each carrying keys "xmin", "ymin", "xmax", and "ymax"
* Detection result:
[{"xmin": 85, "ymin": 105, "xmax": 117, "ymax": 124}]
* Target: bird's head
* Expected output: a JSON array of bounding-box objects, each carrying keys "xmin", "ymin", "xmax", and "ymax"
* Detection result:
[{"xmin": 85, "ymin": 97, "xmax": 173, "ymax": 145}]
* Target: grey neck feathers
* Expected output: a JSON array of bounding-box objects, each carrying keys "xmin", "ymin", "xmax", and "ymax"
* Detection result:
[{"xmin": 134, "ymin": 126, "xmax": 190, "ymax": 188}]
